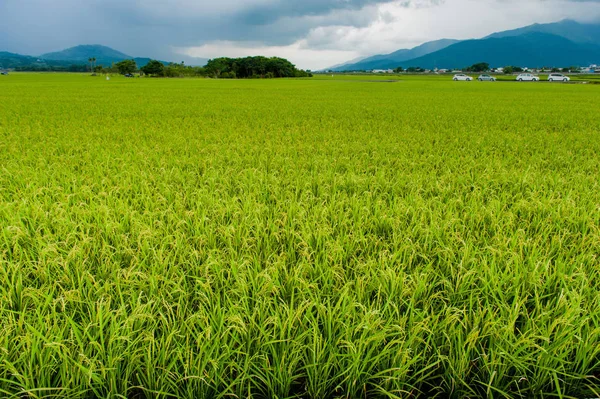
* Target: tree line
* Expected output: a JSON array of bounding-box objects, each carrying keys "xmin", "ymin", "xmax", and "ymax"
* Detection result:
[
  {"xmin": 91, "ymin": 57, "xmax": 312, "ymax": 79},
  {"xmin": 8, "ymin": 56, "xmax": 313, "ymax": 79},
  {"xmin": 140, "ymin": 56, "xmax": 313, "ymax": 79}
]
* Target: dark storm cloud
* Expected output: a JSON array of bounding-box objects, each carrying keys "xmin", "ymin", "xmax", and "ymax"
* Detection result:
[
  {"xmin": 236, "ymin": 0, "xmax": 394, "ymax": 25},
  {"xmin": 0, "ymin": 0, "xmax": 398, "ymax": 57},
  {"xmin": 0, "ymin": 0, "xmax": 597, "ymax": 61}
]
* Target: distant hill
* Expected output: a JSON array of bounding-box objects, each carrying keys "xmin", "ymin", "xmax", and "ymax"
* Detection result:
[
  {"xmin": 326, "ymin": 56, "xmax": 368, "ymax": 71},
  {"xmin": 41, "ymin": 45, "xmax": 131, "ymax": 65},
  {"xmin": 330, "ymin": 19, "xmax": 600, "ymax": 71},
  {"xmin": 40, "ymin": 45, "xmax": 208, "ymax": 67},
  {"xmin": 0, "ymin": 51, "xmax": 40, "ymax": 67},
  {"xmin": 486, "ymin": 19, "xmax": 600, "ymax": 45},
  {"xmin": 0, "ymin": 45, "xmax": 208, "ymax": 71},
  {"xmin": 395, "ymin": 32, "xmax": 600, "ymax": 69},
  {"xmin": 0, "ymin": 51, "xmax": 87, "ymax": 70},
  {"xmin": 329, "ymin": 39, "xmax": 460, "ymax": 71}
]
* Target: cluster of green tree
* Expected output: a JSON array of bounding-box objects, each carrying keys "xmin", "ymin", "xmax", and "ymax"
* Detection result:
[
  {"xmin": 109, "ymin": 57, "xmax": 312, "ymax": 79},
  {"xmin": 501, "ymin": 66, "xmax": 524, "ymax": 74},
  {"xmin": 4, "ymin": 54, "xmax": 311, "ymax": 79},
  {"xmin": 393, "ymin": 67, "xmax": 425, "ymax": 73},
  {"xmin": 13, "ymin": 64, "xmax": 90, "ymax": 72},
  {"xmin": 203, "ymin": 57, "xmax": 312, "ymax": 79},
  {"xmin": 140, "ymin": 60, "xmax": 206, "ymax": 77},
  {"xmin": 465, "ymin": 62, "xmax": 490, "ymax": 72}
]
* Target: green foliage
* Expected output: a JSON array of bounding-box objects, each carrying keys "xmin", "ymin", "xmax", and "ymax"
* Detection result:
[
  {"xmin": 1, "ymin": 73, "xmax": 600, "ymax": 398},
  {"xmin": 394, "ymin": 66, "xmax": 404, "ymax": 73},
  {"xmin": 503, "ymin": 66, "xmax": 524, "ymax": 74},
  {"xmin": 115, "ymin": 59, "xmax": 137, "ymax": 75},
  {"xmin": 140, "ymin": 59, "xmax": 165, "ymax": 76},
  {"xmin": 160, "ymin": 62, "xmax": 206, "ymax": 78},
  {"xmin": 406, "ymin": 66, "xmax": 424, "ymax": 73},
  {"xmin": 204, "ymin": 56, "xmax": 311, "ymax": 79},
  {"xmin": 465, "ymin": 62, "xmax": 490, "ymax": 72}
]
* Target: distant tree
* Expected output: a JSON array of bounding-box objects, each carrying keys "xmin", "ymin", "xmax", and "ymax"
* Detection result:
[
  {"xmin": 466, "ymin": 62, "xmax": 489, "ymax": 72},
  {"xmin": 68, "ymin": 64, "xmax": 87, "ymax": 72},
  {"xmin": 205, "ymin": 58, "xmax": 231, "ymax": 78},
  {"xmin": 503, "ymin": 66, "xmax": 514, "ymax": 74},
  {"xmin": 141, "ymin": 60, "xmax": 165, "ymax": 77},
  {"xmin": 394, "ymin": 67, "xmax": 404, "ymax": 73},
  {"xmin": 85, "ymin": 57, "xmax": 98, "ymax": 73},
  {"xmin": 406, "ymin": 67, "xmax": 423, "ymax": 73},
  {"xmin": 115, "ymin": 59, "xmax": 137, "ymax": 75},
  {"xmin": 204, "ymin": 56, "xmax": 309, "ymax": 79}
]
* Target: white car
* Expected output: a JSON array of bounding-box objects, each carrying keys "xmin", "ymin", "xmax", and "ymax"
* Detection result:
[
  {"xmin": 516, "ymin": 73, "xmax": 539, "ymax": 82},
  {"xmin": 453, "ymin": 74, "xmax": 473, "ymax": 81},
  {"xmin": 478, "ymin": 74, "xmax": 496, "ymax": 81},
  {"xmin": 548, "ymin": 73, "xmax": 570, "ymax": 82}
]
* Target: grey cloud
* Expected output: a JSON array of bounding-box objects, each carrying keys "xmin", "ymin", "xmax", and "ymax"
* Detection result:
[
  {"xmin": 0, "ymin": 0, "xmax": 400, "ymax": 59},
  {"xmin": 0, "ymin": 0, "xmax": 598, "ymax": 62}
]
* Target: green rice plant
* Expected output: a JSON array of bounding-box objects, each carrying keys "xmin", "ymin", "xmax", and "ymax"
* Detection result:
[{"xmin": 0, "ymin": 73, "xmax": 599, "ymax": 398}]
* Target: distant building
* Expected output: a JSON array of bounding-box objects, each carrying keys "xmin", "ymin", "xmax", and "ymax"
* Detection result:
[
  {"xmin": 371, "ymin": 69, "xmax": 393, "ymax": 73},
  {"xmin": 580, "ymin": 65, "xmax": 598, "ymax": 73}
]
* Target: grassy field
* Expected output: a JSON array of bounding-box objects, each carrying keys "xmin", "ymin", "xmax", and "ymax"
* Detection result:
[{"xmin": 1, "ymin": 73, "xmax": 599, "ymax": 398}]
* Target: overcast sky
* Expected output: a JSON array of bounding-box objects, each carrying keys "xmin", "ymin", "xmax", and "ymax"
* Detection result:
[{"xmin": 1, "ymin": 0, "xmax": 599, "ymax": 69}]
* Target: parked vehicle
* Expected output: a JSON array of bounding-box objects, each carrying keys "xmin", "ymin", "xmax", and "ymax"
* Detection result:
[
  {"xmin": 453, "ymin": 74, "xmax": 472, "ymax": 81},
  {"xmin": 124, "ymin": 73, "xmax": 134, "ymax": 78},
  {"xmin": 516, "ymin": 73, "xmax": 539, "ymax": 82},
  {"xmin": 0, "ymin": 71, "xmax": 8, "ymax": 76},
  {"xmin": 478, "ymin": 74, "xmax": 496, "ymax": 81},
  {"xmin": 548, "ymin": 73, "xmax": 570, "ymax": 82}
]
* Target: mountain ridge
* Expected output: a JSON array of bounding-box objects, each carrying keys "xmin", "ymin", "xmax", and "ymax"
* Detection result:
[
  {"xmin": 41, "ymin": 45, "xmax": 132, "ymax": 65},
  {"xmin": 329, "ymin": 19, "xmax": 600, "ymax": 71},
  {"xmin": 392, "ymin": 32, "xmax": 600, "ymax": 70},
  {"xmin": 0, "ymin": 44, "xmax": 208, "ymax": 70},
  {"xmin": 329, "ymin": 39, "xmax": 460, "ymax": 71}
]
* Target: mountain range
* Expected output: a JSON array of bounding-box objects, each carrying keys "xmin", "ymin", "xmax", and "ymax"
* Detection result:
[
  {"xmin": 329, "ymin": 20, "xmax": 600, "ymax": 71},
  {"xmin": 0, "ymin": 45, "xmax": 207, "ymax": 71}
]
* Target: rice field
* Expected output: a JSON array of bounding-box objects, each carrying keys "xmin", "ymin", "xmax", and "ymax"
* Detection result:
[{"xmin": 0, "ymin": 73, "xmax": 599, "ymax": 398}]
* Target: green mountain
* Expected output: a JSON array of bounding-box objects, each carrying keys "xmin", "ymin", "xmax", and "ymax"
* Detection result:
[
  {"xmin": 326, "ymin": 56, "xmax": 368, "ymax": 71},
  {"xmin": 39, "ymin": 45, "xmax": 207, "ymax": 68},
  {"xmin": 486, "ymin": 19, "xmax": 600, "ymax": 45},
  {"xmin": 331, "ymin": 19, "xmax": 600, "ymax": 71},
  {"xmin": 41, "ymin": 45, "xmax": 131, "ymax": 65},
  {"xmin": 396, "ymin": 32, "xmax": 600, "ymax": 70},
  {"xmin": 0, "ymin": 51, "xmax": 39, "ymax": 67},
  {"xmin": 329, "ymin": 39, "xmax": 460, "ymax": 71},
  {"xmin": 0, "ymin": 51, "xmax": 90, "ymax": 71},
  {"xmin": 1, "ymin": 45, "xmax": 208, "ymax": 71}
]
